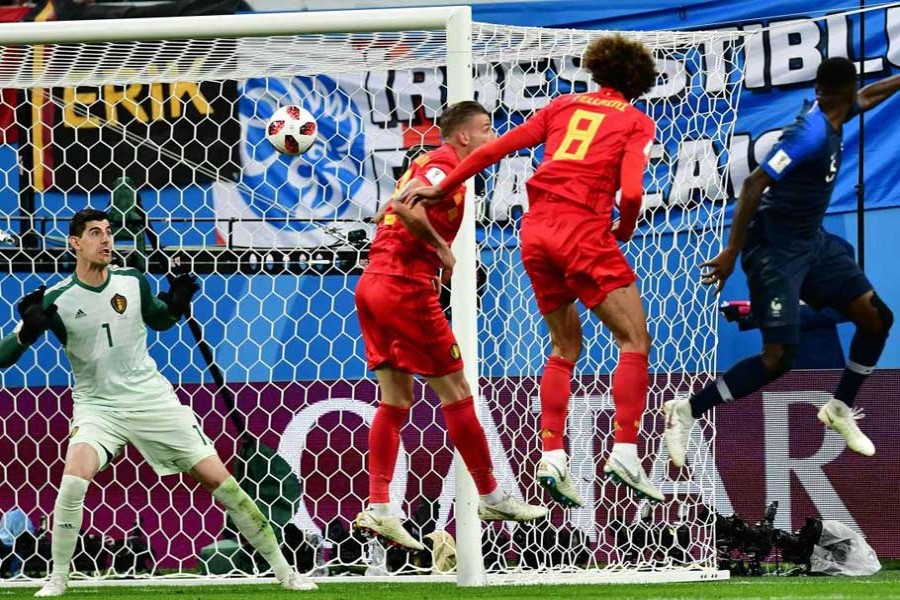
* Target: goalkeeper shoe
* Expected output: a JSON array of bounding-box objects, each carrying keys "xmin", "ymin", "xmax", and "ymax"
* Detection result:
[
  {"xmin": 34, "ymin": 575, "xmax": 67, "ymax": 597},
  {"xmin": 280, "ymin": 571, "xmax": 318, "ymax": 591},
  {"xmin": 817, "ymin": 398, "xmax": 875, "ymax": 457},
  {"xmin": 353, "ymin": 509, "xmax": 425, "ymax": 551},
  {"xmin": 603, "ymin": 445, "xmax": 664, "ymax": 503},
  {"xmin": 536, "ymin": 451, "xmax": 584, "ymax": 508},
  {"xmin": 664, "ymin": 397, "xmax": 695, "ymax": 468},
  {"xmin": 478, "ymin": 493, "xmax": 549, "ymax": 522}
]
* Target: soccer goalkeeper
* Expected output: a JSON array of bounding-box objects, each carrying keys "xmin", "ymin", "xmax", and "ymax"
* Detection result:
[{"xmin": 0, "ymin": 209, "xmax": 315, "ymax": 596}]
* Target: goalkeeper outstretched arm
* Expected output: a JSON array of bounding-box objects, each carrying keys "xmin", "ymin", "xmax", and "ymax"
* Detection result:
[
  {"xmin": 0, "ymin": 333, "xmax": 26, "ymax": 368},
  {"xmin": 139, "ymin": 272, "xmax": 199, "ymax": 331},
  {"xmin": 0, "ymin": 286, "xmax": 60, "ymax": 368},
  {"xmin": 0, "ymin": 272, "xmax": 201, "ymax": 367},
  {"xmin": 139, "ymin": 272, "xmax": 180, "ymax": 331}
]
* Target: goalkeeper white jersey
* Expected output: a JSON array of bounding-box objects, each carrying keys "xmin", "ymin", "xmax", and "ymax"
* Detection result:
[{"xmin": 30, "ymin": 266, "xmax": 180, "ymax": 411}]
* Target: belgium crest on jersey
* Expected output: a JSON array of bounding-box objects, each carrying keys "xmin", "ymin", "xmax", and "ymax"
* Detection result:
[{"xmin": 110, "ymin": 293, "xmax": 128, "ymax": 314}]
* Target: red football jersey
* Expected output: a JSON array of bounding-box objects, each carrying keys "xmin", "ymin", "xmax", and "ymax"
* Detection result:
[
  {"xmin": 365, "ymin": 144, "xmax": 466, "ymax": 281},
  {"xmin": 525, "ymin": 90, "xmax": 654, "ymax": 214},
  {"xmin": 438, "ymin": 89, "xmax": 654, "ymax": 223}
]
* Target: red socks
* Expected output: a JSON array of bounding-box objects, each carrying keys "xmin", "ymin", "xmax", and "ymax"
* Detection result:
[
  {"xmin": 612, "ymin": 352, "xmax": 649, "ymax": 444},
  {"xmin": 371, "ymin": 398, "xmax": 500, "ymax": 501},
  {"xmin": 539, "ymin": 355, "xmax": 575, "ymax": 452},
  {"xmin": 368, "ymin": 402, "xmax": 409, "ymax": 504},
  {"xmin": 442, "ymin": 397, "xmax": 498, "ymax": 495}
]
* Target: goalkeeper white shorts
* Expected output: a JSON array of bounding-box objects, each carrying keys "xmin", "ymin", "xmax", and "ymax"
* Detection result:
[{"xmin": 69, "ymin": 400, "xmax": 217, "ymax": 476}]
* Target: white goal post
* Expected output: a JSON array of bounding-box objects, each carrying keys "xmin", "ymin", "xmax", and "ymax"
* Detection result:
[{"xmin": 0, "ymin": 5, "xmax": 747, "ymax": 588}]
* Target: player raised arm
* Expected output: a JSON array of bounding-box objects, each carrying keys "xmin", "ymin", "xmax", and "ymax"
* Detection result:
[
  {"xmin": 856, "ymin": 72, "xmax": 900, "ymax": 112},
  {"xmin": 398, "ymin": 110, "xmax": 548, "ymax": 207},
  {"xmin": 149, "ymin": 273, "xmax": 200, "ymax": 330},
  {"xmin": 0, "ymin": 287, "xmax": 59, "ymax": 368}
]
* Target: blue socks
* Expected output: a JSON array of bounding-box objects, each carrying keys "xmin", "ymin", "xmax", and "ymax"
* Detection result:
[
  {"xmin": 834, "ymin": 328, "xmax": 886, "ymax": 407},
  {"xmin": 690, "ymin": 355, "xmax": 771, "ymax": 418}
]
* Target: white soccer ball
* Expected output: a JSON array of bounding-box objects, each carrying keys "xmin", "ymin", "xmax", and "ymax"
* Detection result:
[{"xmin": 265, "ymin": 105, "xmax": 317, "ymax": 155}]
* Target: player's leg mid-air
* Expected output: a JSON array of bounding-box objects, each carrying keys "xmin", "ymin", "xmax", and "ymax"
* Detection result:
[
  {"xmin": 353, "ymin": 363, "xmax": 549, "ymax": 551},
  {"xmin": 532, "ymin": 278, "xmax": 662, "ymax": 505},
  {"xmin": 665, "ymin": 287, "xmax": 891, "ymax": 467},
  {"xmin": 665, "ymin": 56, "xmax": 900, "ymax": 467},
  {"xmin": 394, "ymin": 36, "xmax": 664, "ymax": 506},
  {"xmin": 815, "ymin": 290, "xmax": 892, "ymax": 453},
  {"xmin": 351, "ymin": 102, "xmax": 548, "ymax": 551}
]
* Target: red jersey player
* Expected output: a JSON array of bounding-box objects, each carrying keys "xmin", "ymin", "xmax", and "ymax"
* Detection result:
[
  {"xmin": 400, "ymin": 36, "xmax": 664, "ymax": 504},
  {"xmin": 353, "ymin": 101, "xmax": 548, "ymax": 551}
]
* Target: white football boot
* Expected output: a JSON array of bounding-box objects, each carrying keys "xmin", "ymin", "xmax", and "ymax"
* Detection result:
[
  {"xmin": 34, "ymin": 575, "xmax": 67, "ymax": 597},
  {"xmin": 663, "ymin": 397, "xmax": 696, "ymax": 468},
  {"xmin": 279, "ymin": 571, "xmax": 319, "ymax": 591},
  {"xmin": 353, "ymin": 509, "xmax": 425, "ymax": 551},
  {"xmin": 817, "ymin": 398, "xmax": 875, "ymax": 457},
  {"xmin": 603, "ymin": 444, "xmax": 664, "ymax": 503},
  {"xmin": 478, "ymin": 493, "xmax": 549, "ymax": 522},
  {"xmin": 535, "ymin": 450, "xmax": 584, "ymax": 508}
]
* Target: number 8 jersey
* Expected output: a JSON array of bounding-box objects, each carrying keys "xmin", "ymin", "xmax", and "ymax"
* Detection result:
[
  {"xmin": 431, "ymin": 89, "xmax": 655, "ymax": 317},
  {"xmin": 522, "ymin": 89, "xmax": 654, "ymax": 220},
  {"xmin": 437, "ymin": 88, "xmax": 654, "ymax": 223}
]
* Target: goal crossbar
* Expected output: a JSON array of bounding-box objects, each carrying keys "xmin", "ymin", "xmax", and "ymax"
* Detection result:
[
  {"xmin": 0, "ymin": 8, "xmax": 470, "ymax": 45},
  {"xmin": 0, "ymin": 4, "xmax": 742, "ymax": 588}
]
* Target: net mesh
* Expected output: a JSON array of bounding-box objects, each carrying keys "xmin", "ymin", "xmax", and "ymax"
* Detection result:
[
  {"xmin": 0, "ymin": 19, "xmax": 747, "ymax": 582},
  {"xmin": 472, "ymin": 22, "xmax": 745, "ymax": 580}
]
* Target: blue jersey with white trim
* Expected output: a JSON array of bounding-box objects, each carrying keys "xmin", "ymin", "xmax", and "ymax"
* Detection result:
[{"xmin": 756, "ymin": 100, "xmax": 855, "ymax": 242}]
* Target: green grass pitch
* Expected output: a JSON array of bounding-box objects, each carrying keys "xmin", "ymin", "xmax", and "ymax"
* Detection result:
[{"xmin": 3, "ymin": 572, "xmax": 899, "ymax": 600}]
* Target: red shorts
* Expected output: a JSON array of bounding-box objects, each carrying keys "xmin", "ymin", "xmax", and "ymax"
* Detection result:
[
  {"xmin": 355, "ymin": 271, "xmax": 463, "ymax": 377},
  {"xmin": 521, "ymin": 200, "xmax": 636, "ymax": 315}
]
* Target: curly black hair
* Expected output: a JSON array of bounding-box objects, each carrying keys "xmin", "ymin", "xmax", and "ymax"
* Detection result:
[
  {"xmin": 816, "ymin": 57, "xmax": 857, "ymax": 93},
  {"xmin": 583, "ymin": 35, "xmax": 658, "ymax": 101}
]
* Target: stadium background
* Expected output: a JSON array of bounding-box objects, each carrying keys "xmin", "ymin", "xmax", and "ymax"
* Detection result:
[{"xmin": 0, "ymin": 0, "xmax": 897, "ymax": 569}]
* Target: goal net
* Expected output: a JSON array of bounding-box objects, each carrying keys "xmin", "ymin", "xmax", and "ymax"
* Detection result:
[{"xmin": 0, "ymin": 8, "xmax": 747, "ymax": 586}]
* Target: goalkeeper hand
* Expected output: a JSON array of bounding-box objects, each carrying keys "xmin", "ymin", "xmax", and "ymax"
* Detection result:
[
  {"xmin": 16, "ymin": 286, "xmax": 58, "ymax": 346},
  {"xmin": 160, "ymin": 274, "xmax": 200, "ymax": 319}
]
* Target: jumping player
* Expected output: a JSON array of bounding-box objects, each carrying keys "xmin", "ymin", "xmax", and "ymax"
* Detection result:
[
  {"xmin": 399, "ymin": 36, "xmax": 664, "ymax": 504},
  {"xmin": 353, "ymin": 101, "xmax": 548, "ymax": 551},
  {"xmin": 0, "ymin": 209, "xmax": 316, "ymax": 596},
  {"xmin": 665, "ymin": 58, "xmax": 900, "ymax": 467}
]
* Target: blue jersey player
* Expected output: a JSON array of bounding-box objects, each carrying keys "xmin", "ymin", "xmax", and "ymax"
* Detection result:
[{"xmin": 665, "ymin": 57, "xmax": 900, "ymax": 466}]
